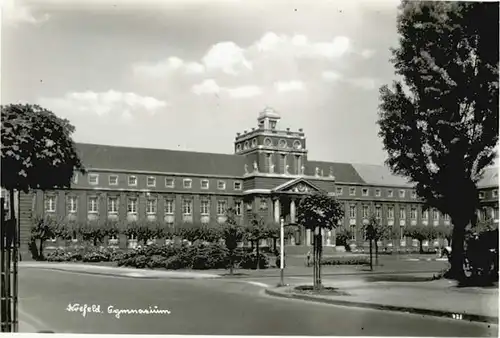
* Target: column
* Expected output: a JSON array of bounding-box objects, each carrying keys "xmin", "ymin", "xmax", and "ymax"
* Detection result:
[
  {"xmin": 274, "ymin": 198, "xmax": 281, "ymax": 224},
  {"xmin": 290, "ymin": 198, "xmax": 296, "ymax": 224},
  {"xmin": 306, "ymin": 229, "xmax": 311, "ymax": 246}
]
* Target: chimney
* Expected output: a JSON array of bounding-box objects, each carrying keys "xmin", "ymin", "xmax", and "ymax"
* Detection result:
[{"xmin": 299, "ymin": 128, "xmax": 303, "ymax": 132}]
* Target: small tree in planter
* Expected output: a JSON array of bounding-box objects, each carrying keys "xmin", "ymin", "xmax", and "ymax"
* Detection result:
[
  {"xmin": 245, "ymin": 214, "xmax": 269, "ymax": 270},
  {"xmin": 29, "ymin": 215, "xmax": 57, "ymax": 260},
  {"xmin": 335, "ymin": 228, "xmax": 353, "ymax": 251},
  {"xmin": 103, "ymin": 220, "xmax": 120, "ymax": 246},
  {"xmin": 403, "ymin": 225, "xmax": 432, "ymax": 254},
  {"xmin": 123, "ymin": 222, "xmax": 139, "ymax": 248},
  {"xmin": 221, "ymin": 208, "xmax": 245, "ymax": 275},
  {"xmin": 136, "ymin": 220, "xmax": 159, "ymax": 245},
  {"xmin": 79, "ymin": 220, "xmax": 107, "ymax": 247},
  {"xmin": 297, "ymin": 192, "xmax": 344, "ymax": 290},
  {"xmin": 53, "ymin": 220, "xmax": 74, "ymax": 247}
]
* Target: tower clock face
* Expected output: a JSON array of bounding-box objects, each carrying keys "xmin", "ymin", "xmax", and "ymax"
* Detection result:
[
  {"xmin": 264, "ymin": 138, "xmax": 273, "ymax": 146},
  {"xmin": 293, "ymin": 140, "xmax": 302, "ymax": 149},
  {"xmin": 279, "ymin": 139, "xmax": 287, "ymax": 148}
]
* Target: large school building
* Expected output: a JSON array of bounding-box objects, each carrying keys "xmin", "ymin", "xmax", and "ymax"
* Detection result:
[{"xmin": 8, "ymin": 107, "xmax": 500, "ymax": 253}]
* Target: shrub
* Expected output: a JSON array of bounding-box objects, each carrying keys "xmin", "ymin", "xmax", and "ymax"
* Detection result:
[
  {"xmin": 321, "ymin": 256, "xmax": 370, "ymax": 266},
  {"xmin": 164, "ymin": 256, "xmax": 185, "ymax": 270},
  {"xmin": 238, "ymin": 252, "xmax": 269, "ymax": 269}
]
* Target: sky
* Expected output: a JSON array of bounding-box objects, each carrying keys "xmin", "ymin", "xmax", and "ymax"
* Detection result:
[{"xmin": 3, "ymin": 0, "xmax": 495, "ymax": 167}]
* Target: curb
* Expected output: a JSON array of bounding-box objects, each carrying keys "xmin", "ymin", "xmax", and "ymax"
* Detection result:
[
  {"xmin": 219, "ymin": 270, "xmax": 444, "ymax": 279},
  {"xmin": 25, "ymin": 266, "xmax": 221, "ymax": 280},
  {"xmin": 264, "ymin": 288, "xmax": 498, "ymax": 324}
]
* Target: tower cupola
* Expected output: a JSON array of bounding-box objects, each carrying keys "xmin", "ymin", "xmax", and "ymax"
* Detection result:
[{"xmin": 257, "ymin": 107, "xmax": 281, "ymax": 130}]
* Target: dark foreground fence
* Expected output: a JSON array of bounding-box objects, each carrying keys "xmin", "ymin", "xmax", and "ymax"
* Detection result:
[{"xmin": 1, "ymin": 197, "xmax": 18, "ymax": 332}]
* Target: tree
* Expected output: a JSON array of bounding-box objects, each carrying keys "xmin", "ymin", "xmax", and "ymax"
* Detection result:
[
  {"xmin": 221, "ymin": 208, "xmax": 245, "ymax": 275},
  {"xmin": 245, "ymin": 214, "xmax": 269, "ymax": 270},
  {"xmin": 364, "ymin": 215, "xmax": 395, "ymax": 266},
  {"xmin": 297, "ymin": 193, "xmax": 344, "ymax": 290},
  {"xmin": 335, "ymin": 228, "xmax": 353, "ymax": 251},
  {"xmin": 79, "ymin": 220, "xmax": 106, "ymax": 246},
  {"xmin": 1, "ymin": 103, "xmax": 85, "ymax": 258},
  {"xmin": 29, "ymin": 216, "xmax": 57, "ymax": 260},
  {"xmin": 403, "ymin": 226, "xmax": 434, "ymax": 254},
  {"xmin": 377, "ymin": 1, "xmax": 499, "ymax": 280}
]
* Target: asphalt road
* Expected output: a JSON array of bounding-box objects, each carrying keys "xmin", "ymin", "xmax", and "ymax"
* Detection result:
[{"xmin": 19, "ymin": 268, "xmax": 497, "ymax": 336}]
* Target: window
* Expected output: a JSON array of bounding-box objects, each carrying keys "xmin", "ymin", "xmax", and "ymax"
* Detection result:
[
  {"xmin": 410, "ymin": 207, "xmax": 417, "ymax": 219},
  {"xmin": 375, "ymin": 206, "xmax": 382, "ymax": 218},
  {"xmin": 72, "ymin": 173, "xmax": 78, "ymax": 184},
  {"xmin": 349, "ymin": 205, "xmax": 356, "ymax": 219},
  {"xmin": 494, "ymin": 208, "xmax": 499, "ymax": 220},
  {"xmin": 147, "ymin": 176, "xmax": 156, "ymax": 187},
  {"xmin": 200, "ymin": 200, "xmax": 210, "ymax": 215},
  {"xmin": 183, "ymin": 179, "xmax": 192, "ymax": 189},
  {"xmin": 67, "ymin": 196, "xmax": 77, "ymax": 213},
  {"xmin": 375, "ymin": 189, "xmax": 381, "ymax": 197},
  {"xmin": 165, "ymin": 178, "xmax": 175, "ymax": 188},
  {"xmin": 411, "ymin": 191, "xmax": 417, "ymax": 199},
  {"xmin": 444, "ymin": 213, "xmax": 450, "ymax": 221},
  {"xmin": 244, "ymin": 141, "xmax": 250, "ymax": 150},
  {"xmin": 422, "ymin": 209, "xmax": 429, "ymax": 220},
  {"xmin": 44, "ymin": 195, "xmax": 56, "ymax": 212},
  {"xmin": 362, "ymin": 188, "xmax": 369, "ymax": 196},
  {"xmin": 165, "ymin": 199, "xmax": 174, "ymax": 214},
  {"xmin": 260, "ymin": 200, "xmax": 268, "ymax": 210},
  {"xmin": 127, "ymin": 198, "xmax": 137, "ymax": 214},
  {"xmin": 146, "ymin": 199, "xmax": 157, "ymax": 214},
  {"xmin": 400, "ymin": 207, "xmax": 406, "ymax": 219},
  {"xmin": 108, "ymin": 197, "xmax": 118, "ymax": 214},
  {"xmin": 217, "ymin": 200, "xmax": 227, "ymax": 215},
  {"xmin": 479, "ymin": 191, "xmax": 485, "ymax": 199},
  {"xmin": 387, "ymin": 190, "xmax": 394, "ymax": 197},
  {"xmin": 388, "ymin": 206, "xmax": 394, "ymax": 219},
  {"xmin": 235, "ymin": 201, "xmax": 242, "ymax": 216},
  {"xmin": 349, "ymin": 187, "xmax": 356, "ymax": 196},
  {"xmin": 218, "ymin": 180, "xmax": 226, "ymax": 190},
  {"xmin": 233, "ymin": 181, "xmax": 242, "ymax": 191},
  {"xmin": 270, "ymin": 121, "xmax": 277, "ymax": 129},
  {"xmin": 88, "ymin": 174, "xmax": 99, "ymax": 185},
  {"xmin": 182, "ymin": 199, "xmax": 192, "ymax": 215},
  {"xmin": 399, "ymin": 190, "xmax": 405, "ymax": 198},
  {"xmin": 201, "ymin": 179, "xmax": 209, "ymax": 189},
  {"xmin": 251, "ymin": 139, "xmax": 257, "ymax": 148},
  {"xmin": 432, "ymin": 209, "xmax": 439, "ymax": 220},
  {"xmin": 362, "ymin": 205, "xmax": 369, "ymax": 218},
  {"xmin": 128, "ymin": 175, "xmax": 137, "ymax": 186},
  {"xmin": 336, "ymin": 187, "xmax": 343, "ymax": 195},
  {"xmin": 88, "ymin": 196, "xmax": 98, "ymax": 213},
  {"xmin": 109, "ymin": 175, "xmax": 118, "ymax": 185},
  {"xmin": 236, "ymin": 144, "xmax": 241, "ymax": 152},
  {"xmin": 350, "ymin": 225, "xmax": 356, "ymax": 241},
  {"xmin": 493, "ymin": 190, "xmax": 498, "ymax": 198}
]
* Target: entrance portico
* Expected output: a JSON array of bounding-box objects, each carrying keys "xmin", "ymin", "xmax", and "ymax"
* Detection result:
[{"xmin": 270, "ymin": 177, "xmax": 336, "ymax": 247}]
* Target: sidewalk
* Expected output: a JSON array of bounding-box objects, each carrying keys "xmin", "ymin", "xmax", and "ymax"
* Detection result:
[
  {"xmin": 266, "ymin": 277, "xmax": 499, "ymax": 324},
  {"xmin": 20, "ymin": 262, "xmax": 221, "ymax": 279}
]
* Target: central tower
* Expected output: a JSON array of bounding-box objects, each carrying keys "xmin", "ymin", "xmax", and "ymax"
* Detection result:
[{"xmin": 234, "ymin": 107, "xmax": 308, "ymax": 176}]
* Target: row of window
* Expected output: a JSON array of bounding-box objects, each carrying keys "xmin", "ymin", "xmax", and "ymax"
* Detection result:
[
  {"xmin": 337, "ymin": 187, "xmax": 417, "ymax": 199},
  {"xmin": 78, "ymin": 173, "xmax": 242, "ymax": 191},
  {"xmin": 347, "ymin": 205, "xmax": 451, "ymax": 220},
  {"xmin": 479, "ymin": 190, "xmax": 499, "ymax": 199},
  {"xmin": 45, "ymin": 195, "xmax": 243, "ymax": 216}
]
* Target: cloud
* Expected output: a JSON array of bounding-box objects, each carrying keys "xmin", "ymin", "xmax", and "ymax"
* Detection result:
[
  {"xmin": 322, "ymin": 71, "xmax": 343, "ymax": 82},
  {"xmin": 3, "ymin": 0, "xmax": 50, "ymax": 26},
  {"xmin": 38, "ymin": 90, "xmax": 168, "ymax": 120},
  {"xmin": 226, "ymin": 86, "xmax": 262, "ymax": 98},
  {"xmin": 132, "ymin": 57, "xmax": 205, "ymax": 78},
  {"xmin": 346, "ymin": 77, "xmax": 378, "ymax": 90},
  {"xmin": 274, "ymin": 80, "xmax": 305, "ymax": 93},
  {"xmin": 202, "ymin": 41, "xmax": 253, "ymax": 75},
  {"xmin": 191, "ymin": 79, "xmax": 220, "ymax": 95},
  {"xmin": 191, "ymin": 80, "xmax": 261, "ymax": 98},
  {"xmin": 360, "ymin": 49, "xmax": 376, "ymax": 59}
]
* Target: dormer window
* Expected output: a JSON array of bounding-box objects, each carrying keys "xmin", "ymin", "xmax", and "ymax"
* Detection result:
[{"xmin": 270, "ymin": 121, "xmax": 277, "ymax": 129}]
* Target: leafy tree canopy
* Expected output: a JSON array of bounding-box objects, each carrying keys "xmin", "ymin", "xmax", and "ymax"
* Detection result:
[
  {"xmin": 378, "ymin": 1, "xmax": 498, "ymax": 220},
  {"xmin": 1, "ymin": 104, "xmax": 85, "ymax": 192},
  {"xmin": 297, "ymin": 192, "xmax": 344, "ymax": 231}
]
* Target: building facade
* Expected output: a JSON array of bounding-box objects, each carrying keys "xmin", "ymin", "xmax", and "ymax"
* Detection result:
[{"xmin": 9, "ymin": 107, "xmax": 500, "ymax": 252}]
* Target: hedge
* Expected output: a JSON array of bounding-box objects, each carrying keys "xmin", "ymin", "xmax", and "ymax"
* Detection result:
[{"xmin": 321, "ymin": 256, "xmax": 370, "ymax": 266}]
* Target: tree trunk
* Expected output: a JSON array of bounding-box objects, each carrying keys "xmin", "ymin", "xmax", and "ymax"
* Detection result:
[
  {"xmin": 369, "ymin": 239, "xmax": 373, "ymax": 271},
  {"xmin": 449, "ymin": 222, "xmax": 467, "ymax": 280},
  {"xmin": 419, "ymin": 240, "xmax": 424, "ymax": 254},
  {"xmin": 229, "ymin": 250, "xmax": 234, "ymax": 275},
  {"xmin": 312, "ymin": 232, "xmax": 317, "ymax": 290},
  {"xmin": 38, "ymin": 239, "xmax": 44, "ymax": 260},
  {"xmin": 318, "ymin": 232, "xmax": 323, "ymax": 288},
  {"xmin": 375, "ymin": 240, "xmax": 379, "ymax": 266},
  {"xmin": 256, "ymin": 240, "xmax": 260, "ymax": 270}
]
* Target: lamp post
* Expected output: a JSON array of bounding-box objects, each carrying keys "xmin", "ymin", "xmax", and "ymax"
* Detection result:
[{"xmin": 279, "ymin": 216, "xmax": 285, "ymax": 286}]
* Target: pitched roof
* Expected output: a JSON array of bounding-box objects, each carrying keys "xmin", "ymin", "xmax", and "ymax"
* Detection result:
[
  {"xmin": 478, "ymin": 167, "xmax": 498, "ymax": 188},
  {"xmin": 351, "ymin": 163, "xmax": 414, "ymax": 187},
  {"xmin": 75, "ymin": 143, "xmax": 246, "ymax": 177},
  {"xmin": 306, "ymin": 161, "xmax": 366, "ymax": 184}
]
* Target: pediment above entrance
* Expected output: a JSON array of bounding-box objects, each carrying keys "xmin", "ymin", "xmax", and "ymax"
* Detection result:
[{"xmin": 272, "ymin": 178, "xmax": 323, "ymax": 194}]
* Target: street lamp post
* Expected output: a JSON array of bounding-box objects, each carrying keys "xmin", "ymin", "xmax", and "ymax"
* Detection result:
[{"xmin": 279, "ymin": 216, "xmax": 285, "ymax": 286}]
